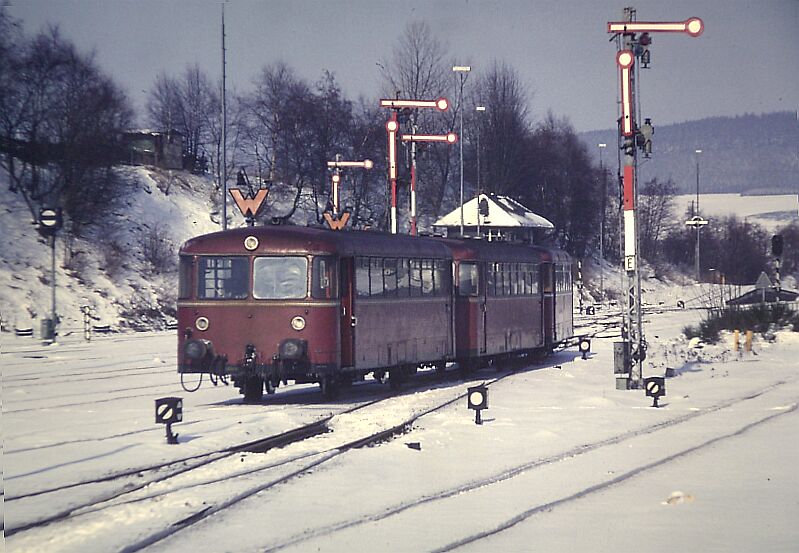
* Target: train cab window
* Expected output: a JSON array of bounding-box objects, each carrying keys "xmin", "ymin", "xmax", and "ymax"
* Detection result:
[
  {"xmin": 179, "ymin": 255, "xmax": 193, "ymax": 299},
  {"xmin": 253, "ymin": 256, "xmax": 308, "ymax": 299},
  {"xmin": 198, "ymin": 256, "xmax": 249, "ymax": 299},
  {"xmin": 356, "ymin": 257, "xmax": 370, "ymax": 297},
  {"xmin": 458, "ymin": 262, "xmax": 479, "ymax": 296},
  {"xmin": 311, "ymin": 257, "xmax": 337, "ymax": 299}
]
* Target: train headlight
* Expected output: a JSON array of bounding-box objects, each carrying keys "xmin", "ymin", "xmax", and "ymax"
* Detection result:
[
  {"xmin": 195, "ymin": 316, "xmax": 210, "ymax": 331},
  {"xmin": 290, "ymin": 316, "xmax": 306, "ymax": 331},
  {"xmin": 244, "ymin": 235, "xmax": 259, "ymax": 251},
  {"xmin": 279, "ymin": 339, "xmax": 306, "ymax": 359},
  {"xmin": 184, "ymin": 339, "xmax": 210, "ymax": 360}
]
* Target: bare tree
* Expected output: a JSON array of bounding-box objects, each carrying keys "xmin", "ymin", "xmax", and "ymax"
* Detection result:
[
  {"xmin": 146, "ymin": 64, "xmax": 218, "ymax": 172},
  {"xmin": 638, "ymin": 177, "xmax": 678, "ymax": 261},
  {"xmin": 471, "ymin": 61, "xmax": 533, "ymax": 198},
  {"xmin": 0, "ymin": 23, "xmax": 132, "ymax": 228},
  {"xmin": 379, "ymin": 21, "xmax": 457, "ymax": 220}
]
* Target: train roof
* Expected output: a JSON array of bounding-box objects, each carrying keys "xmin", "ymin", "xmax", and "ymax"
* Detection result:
[
  {"xmin": 435, "ymin": 237, "xmax": 571, "ymax": 264},
  {"xmin": 180, "ymin": 225, "xmax": 453, "ymax": 258}
]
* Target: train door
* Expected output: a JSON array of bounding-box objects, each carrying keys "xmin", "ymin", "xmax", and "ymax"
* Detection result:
[
  {"xmin": 479, "ymin": 262, "xmax": 487, "ymax": 354},
  {"xmin": 339, "ymin": 257, "xmax": 355, "ymax": 367},
  {"xmin": 541, "ymin": 262, "xmax": 555, "ymax": 347}
]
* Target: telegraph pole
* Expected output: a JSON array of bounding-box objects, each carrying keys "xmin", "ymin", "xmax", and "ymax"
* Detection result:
[{"xmin": 608, "ymin": 9, "xmax": 704, "ymax": 389}]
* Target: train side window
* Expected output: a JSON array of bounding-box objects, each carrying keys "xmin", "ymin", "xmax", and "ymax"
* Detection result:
[
  {"xmin": 198, "ymin": 256, "xmax": 249, "ymax": 299},
  {"xmin": 486, "ymin": 263, "xmax": 495, "ymax": 296},
  {"xmin": 458, "ymin": 262, "xmax": 479, "ymax": 296},
  {"xmin": 253, "ymin": 256, "xmax": 308, "ymax": 299},
  {"xmin": 434, "ymin": 259, "xmax": 450, "ymax": 296},
  {"xmin": 397, "ymin": 258, "xmax": 410, "ymax": 297},
  {"xmin": 383, "ymin": 258, "xmax": 398, "ymax": 298},
  {"xmin": 356, "ymin": 257, "xmax": 370, "ymax": 297},
  {"xmin": 502, "ymin": 263, "xmax": 511, "ymax": 296},
  {"xmin": 312, "ymin": 257, "xmax": 337, "ymax": 299},
  {"xmin": 370, "ymin": 258, "xmax": 383, "ymax": 297},
  {"xmin": 409, "ymin": 259, "xmax": 422, "ymax": 297},
  {"xmin": 179, "ymin": 255, "xmax": 193, "ymax": 299},
  {"xmin": 421, "ymin": 259, "xmax": 434, "ymax": 296}
]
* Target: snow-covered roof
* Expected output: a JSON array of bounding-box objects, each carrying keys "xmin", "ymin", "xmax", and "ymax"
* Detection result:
[{"xmin": 434, "ymin": 194, "xmax": 554, "ymax": 229}]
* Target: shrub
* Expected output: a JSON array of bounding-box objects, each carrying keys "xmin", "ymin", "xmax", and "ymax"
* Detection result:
[{"xmin": 684, "ymin": 303, "xmax": 799, "ymax": 343}]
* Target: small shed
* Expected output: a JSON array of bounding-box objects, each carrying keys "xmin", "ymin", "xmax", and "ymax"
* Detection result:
[
  {"xmin": 726, "ymin": 272, "xmax": 799, "ymax": 305},
  {"xmin": 433, "ymin": 194, "xmax": 554, "ymax": 243},
  {"xmin": 123, "ymin": 129, "xmax": 183, "ymax": 170}
]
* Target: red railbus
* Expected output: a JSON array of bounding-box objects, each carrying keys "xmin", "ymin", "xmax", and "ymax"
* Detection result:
[{"xmin": 177, "ymin": 225, "xmax": 572, "ymax": 400}]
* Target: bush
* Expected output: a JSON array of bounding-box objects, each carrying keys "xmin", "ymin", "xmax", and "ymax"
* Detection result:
[{"xmin": 684, "ymin": 303, "xmax": 799, "ymax": 343}]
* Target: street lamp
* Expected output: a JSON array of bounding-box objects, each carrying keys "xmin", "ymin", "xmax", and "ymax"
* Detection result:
[
  {"xmin": 598, "ymin": 143, "xmax": 607, "ymax": 302},
  {"xmin": 453, "ymin": 65, "xmax": 471, "ymax": 236},
  {"xmin": 695, "ymin": 148, "xmax": 703, "ymax": 282},
  {"xmin": 476, "ymin": 105, "xmax": 486, "ymax": 236}
]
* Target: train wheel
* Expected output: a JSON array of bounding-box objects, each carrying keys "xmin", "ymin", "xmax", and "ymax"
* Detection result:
[
  {"xmin": 435, "ymin": 362, "xmax": 446, "ymax": 378},
  {"xmin": 320, "ymin": 376, "xmax": 338, "ymax": 399},
  {"xmin": 242, "ymin": 377, "xmax": 263, "ymax": 402}
]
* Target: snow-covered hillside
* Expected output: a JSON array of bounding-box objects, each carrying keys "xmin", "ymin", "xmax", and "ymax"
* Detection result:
[{"xmin": 0, "ymin": 166, "xmax": 220, "ymax": 334}]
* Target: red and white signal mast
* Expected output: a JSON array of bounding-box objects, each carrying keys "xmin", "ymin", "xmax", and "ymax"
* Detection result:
[
  {"xmin": 607, "ymin": 8, "xmax": 703, "ymax": 389},
  {"xmin": 380, "ymin": 97, "xmax": 453, "ymax": 234}
]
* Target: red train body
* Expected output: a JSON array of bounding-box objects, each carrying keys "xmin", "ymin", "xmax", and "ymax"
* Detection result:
[{"xmin": 177, "ymin": 225, "xmax": 572, "ymax": 400}]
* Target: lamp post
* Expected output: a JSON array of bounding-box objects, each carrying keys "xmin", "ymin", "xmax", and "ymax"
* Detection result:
[
  {"xmin": 598, "ymin": 143, "xmax": 607, "ymax": 302},
  {"xmin": 453, "ymin": 65, "xmax": 471, "ymax": 236},
  {"xmin": 476, "ymin": 105, "xmax": 486, "ymax": 236},
  {"xmin": 694, "ymin": 148, "xmax": 703, "ymax": 282}
]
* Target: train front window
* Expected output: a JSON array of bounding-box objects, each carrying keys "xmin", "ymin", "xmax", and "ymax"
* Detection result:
[
  {"xmin": 311, "ymin": 257, "xmax": 337, "ymax": 299},
  {"xmin": 253, "ymin": 257, "xmax": 308, "ymax": 299},
  {"xmin": 179, "ymin": 255, "xmax": 193, "ymax": 299},
  {"xmin": 198, "ymin": 256, "xmax": 249, "ymax": 299}
]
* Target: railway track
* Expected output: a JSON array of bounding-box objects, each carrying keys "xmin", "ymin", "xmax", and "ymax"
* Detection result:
[
  {"xmin": 254, "ymin": 377, "xmax": 798, "ymax": 552},
  {"xmin": 5, "ymin": 364, "xmax": 531, "ymax": 552}
]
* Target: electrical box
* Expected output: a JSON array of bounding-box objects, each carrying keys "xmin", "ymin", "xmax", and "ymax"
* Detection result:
[{"xmin": 614, "ymin": 341, "xmax": 630, "ymax": 375}]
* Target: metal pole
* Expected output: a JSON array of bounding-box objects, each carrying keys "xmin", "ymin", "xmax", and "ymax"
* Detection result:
[
  {"xmin": 695, "ymin": 149, "xmax": 702, "ymax": 282},
  {"xmin": 458, "ymin": 74, "xmax": 465, "ymax": 236},
  {"xmin": 411, "ymin": 120, "xmax": 418, "ymax": 235},
  {"xmin": 476, "ymin": 117, "xmax": 481, "ymax": 237},
  {"xmin": 598, "ymin": 143, "xmax": 607, "ymax": 303},
  {"xmin": 51, "ymin": 234, "xmax": 57, "ymax": 340},
  {"xmin": 221, "ymin": 4, "xmax": 227, "ymax": 230}
]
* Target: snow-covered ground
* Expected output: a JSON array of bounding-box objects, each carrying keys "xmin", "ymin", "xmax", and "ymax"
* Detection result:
[{"xmin": 3, "ymin": 305, "xmax": 798, "ymax": 552}]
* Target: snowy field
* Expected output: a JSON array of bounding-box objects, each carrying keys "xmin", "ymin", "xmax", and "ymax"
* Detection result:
[
  {"xmin": 674, "ymin": 193, "xmax": 799, "ymax": 232},
  {"xmin": 3, "ymin": 305, "xmax": 798, "ymax": 553}
]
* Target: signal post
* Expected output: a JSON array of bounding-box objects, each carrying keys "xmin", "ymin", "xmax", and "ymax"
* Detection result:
[
  {"xmin": 607, "ymin": 8, "xmax": 703, "ymax": 388},
  {"xmin": 379, "ymin": 97, "xmax": 451, "ymax": 234}
]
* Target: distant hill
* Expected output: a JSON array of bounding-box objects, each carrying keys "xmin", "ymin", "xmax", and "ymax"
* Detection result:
[{"xmin": 580, "ymin": 112, "xmax": 799, "ymax": 195}]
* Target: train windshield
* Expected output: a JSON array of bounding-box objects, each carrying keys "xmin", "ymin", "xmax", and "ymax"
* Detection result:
[
  {"xmin": 253, "ymin": 256, "xmax": 308, "ymax": 299},
  {"xmin": 198, "ymin": 256, "xmax": 249, "ymax": 299}
]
